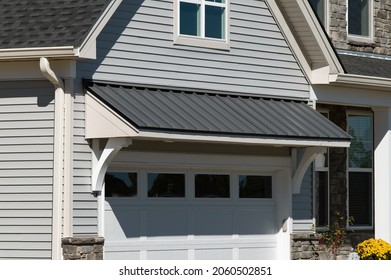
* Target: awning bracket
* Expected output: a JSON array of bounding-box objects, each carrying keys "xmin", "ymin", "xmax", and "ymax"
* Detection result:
[
  {"xmin": 92, "ymin": 138, "xmax": 132, "ymax": 192},
  {"xmin": 292, "ymin": 147, "xmax": 327, "ymax": 194}
]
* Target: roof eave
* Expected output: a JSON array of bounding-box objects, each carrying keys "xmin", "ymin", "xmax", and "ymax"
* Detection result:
[
  {"xmin": 329, "ymin": 73, "xmax": 391, "ymax": 90},
  {"xmin": 0, "ymin": 46, "xmax": 80, "ymax": 60}
]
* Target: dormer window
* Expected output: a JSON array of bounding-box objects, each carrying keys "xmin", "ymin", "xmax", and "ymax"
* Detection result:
[
  {"xmin": 174, "ymin": 0, "xmax": 230, "ymax": 50},
  {"xmin": 347, "ymin": 0, "xmax": 372, "ymax": 38}
]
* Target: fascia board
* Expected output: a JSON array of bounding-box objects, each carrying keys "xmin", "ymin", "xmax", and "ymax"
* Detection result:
[
  {"xmin": 79, "ymin": 0, "xmax": 123, "ymax": 59},
  {"xmin": 330, "ymin": 73, "xmax": 391, "ymax": 91},
  {"xmin": 137, "ymin": 131, "xmax": 350, "ymax": 148},
  {"xmin": 0, "ymin": 46, "xmax": 79, "ymax": 60}
]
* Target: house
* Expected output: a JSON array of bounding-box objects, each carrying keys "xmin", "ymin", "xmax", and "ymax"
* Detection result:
[{"xmin": 2, "ymin": 0, "xmax": 386, "ymax": 260}]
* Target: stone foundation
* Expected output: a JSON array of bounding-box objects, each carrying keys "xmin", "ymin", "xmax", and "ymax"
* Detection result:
[{"xmin": 62, "ymin": 236, "xmax": 104, "ymax": 260}]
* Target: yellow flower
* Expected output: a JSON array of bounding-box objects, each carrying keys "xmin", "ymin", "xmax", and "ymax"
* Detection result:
[{"xmin": 357, "ymin": 238, "xmax": 391, "ymax": 260}]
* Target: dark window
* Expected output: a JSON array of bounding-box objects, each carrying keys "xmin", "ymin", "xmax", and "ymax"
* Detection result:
[
  {"xmin": 239, "ymin": 175, "xmax": 272, "ymax": 198},
  {"xmin": 348, "ymin": 0, "xmax": 370, "ymax": 36},
  {"xmin": 148, "ymin": 173, "xmax": 185, "ymax": 197},
  {"xmin": 105, "ymin": 172, "xmax": 137, "ymax": 197},
  {"xmin": 348, "ymin": 172, "xmax": 372, "ymax": 226},
  {"xmin": 195, "ymin": 174, "xmax": 230, "ymax": 198}
]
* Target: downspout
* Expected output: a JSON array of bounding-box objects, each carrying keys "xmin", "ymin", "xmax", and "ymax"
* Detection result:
[{"xmin": 40, "ymin": 57, "xmax": 65, "ymax": 260}]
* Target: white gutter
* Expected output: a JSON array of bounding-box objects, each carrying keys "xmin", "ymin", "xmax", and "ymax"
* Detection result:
[
  {"xmin": 0, "ymin": 46, "xmax": 78, "ymax": 60},
  {"xmin": 40, "ymin": 57, "xmax": 65, "ymax": 260},
  {"xmin": 329, "ymin": 73, "xmax": 391, "ymax": 90}
]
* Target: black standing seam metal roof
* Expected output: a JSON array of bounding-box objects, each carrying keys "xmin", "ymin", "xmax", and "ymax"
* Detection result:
[
  {"xmin": 87, "ymin": 83, "xmax": 351, "ymax": 142},
  {"xmin": 0, "ymin": 0, "xmax": 111, "ymax": 49}
]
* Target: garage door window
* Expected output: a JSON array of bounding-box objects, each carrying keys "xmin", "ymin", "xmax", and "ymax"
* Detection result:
[
  {"xmin": 239, "ymin": 175, "xmax": 272, "ymax": 198},
  {"xmin": 195, "ymin": 174, "xmax": 230, "ymax": 198},
  {"xmin": 148, "ymin": 173, "xmax": 185, "ymax": 197},
  {"xmin": 105, "ymin": 172, "xmax": 138, "ymax": 197}
]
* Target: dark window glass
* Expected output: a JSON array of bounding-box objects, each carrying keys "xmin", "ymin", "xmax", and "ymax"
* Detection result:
[
  {"xmin": 195, "ymin": 174, "xmax": 230, "ymax": 198},
  {"xmin": 105, "ymin": 172, "xmax": 137, "ymax": 197},
  {"xmin": 348, "ymin": 172, "xmax": 372, "ymax": 226},
  {"xmin": 348, "ymin": 0, "xmax": 369, "ymax": 36},
  {"xmin": 239, "ymin": 175, "xmax": 272, "ymax": 198},
  {"xmin": 348, "ymin": 115, "xmax": 373, "ymax": 168},
  {"xmin": 180, "ymin": 2, "xmax": 200, "ymax": 36},
  {"xmin": 148, "ymin": 173, "xmax": 185, "ymax": 197},
  {"xmin": 205, "ymin": 5, "xmax": 225, "ymax": 39}
]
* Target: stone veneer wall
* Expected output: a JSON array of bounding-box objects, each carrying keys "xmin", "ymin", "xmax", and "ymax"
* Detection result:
[
  {"xmin": 291, "ymin": 104, "xmax": 375, "ymax": 260},
  {"xmin": 329, "ymin": 0, "xmax": 391, "ymax": 54},
  {"xmin": 62, "ymin": 237, "xmax": 104, "ymax": 260}
]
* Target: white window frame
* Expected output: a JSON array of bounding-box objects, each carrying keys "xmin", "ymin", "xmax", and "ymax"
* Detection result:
[
  {"xmin": 346, "ymin": 0, "xmax": 373, "ymax": 41},
  {"xmin": 173, "ymin": 0, "xmax": 230, "ymax": 50},
  {"xmin": 346, "ymin": 112, "xmax": 374, "ymax": 230}
]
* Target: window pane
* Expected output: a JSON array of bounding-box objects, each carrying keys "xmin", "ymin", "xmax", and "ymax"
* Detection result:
[
  {"xmin": 105, "ymin": 172, "xmax": 137, "ymax": 197},
  {"xmin": 349, "ymin": 172, "xmax": 372, "ymax": 226},
  {"xmin": 148, "ymin": 173, "xmax": 185, "ymax": 197},
  {"xmin": 348, "ymin": 115, "xmax": 373, "ymax": 168},
  {"xmin": 180, "ymin": 2, "xmax": 200, "ymax": 36},
  {"xmin": 315, "ymin": 171, "xmax": 328, "ymax": 226},
  {"xmin": 195, "ymin": 174, "xmax": 229, "ymax": 198},
  {"xmin": 309, "ymin": 0, "xmax": 325, "ymax": 25},
  {"xmin": 348, "ymin": 0, "xmax": 369, "ymax": 36},
  {"xmin": 205, "ymin": 6, "xmax": 225, "ymax": 39},
  {"xmin": 206, "ymin": 0, "xmax": 225, "ymax": 3},
  {"xmin": 239, "ymin": 175, "xmax": 272, "ymax": 198}
]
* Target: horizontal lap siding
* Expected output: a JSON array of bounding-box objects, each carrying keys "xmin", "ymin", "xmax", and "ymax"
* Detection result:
[
  {"xmin": 0, "ymin": 81, "xmax": 54, "ymax": 259},
  {"xmin": 73, "ymin": 93, "xmax": 97, "ymax": 235},
  {"xmin": 78, "ymin": 0, "xmax": 309, "ymax": 98}
]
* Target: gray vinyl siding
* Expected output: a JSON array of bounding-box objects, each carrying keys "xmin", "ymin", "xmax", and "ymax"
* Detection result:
[
  {"xmin": 78, "ymin": 0, "xmax": 309, "ymax": 99},
  {"xmin": 0, "ymin": 81, "xmax": 54, "ymax": 259},
  {"xmin": 73, "ymin": 92, "xmax": 98, "ymax": 235}
]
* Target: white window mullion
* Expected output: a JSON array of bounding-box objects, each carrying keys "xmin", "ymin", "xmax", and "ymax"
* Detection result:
[{"xmin": 201, "ymin": 0, "xmax": 205, "ymax": 38}]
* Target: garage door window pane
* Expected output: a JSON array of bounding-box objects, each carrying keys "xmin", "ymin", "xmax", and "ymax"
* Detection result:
[
  {"xmin": 195, "ymin": 174, "xmax": 230, "ymax": 198},
  {"xmin": 239, "ymin": 175, "xmax": 272, "ymax": 198},
  {"xmin": 148, "ymin": 173, "xmax": 185, "ymax": 197},
  {"xmin": 105, "ymin": 172, "xmax": 137, "ymax": 197}
]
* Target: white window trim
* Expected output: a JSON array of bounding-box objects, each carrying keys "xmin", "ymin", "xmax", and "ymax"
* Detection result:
[
  {"xmin": 346, "ymin": 112, "xmax": 374, "ymax": 230},
  {"xmin": 313, "ymin": 110, "xmax": 330, "ymax": 229},
  {"xmin": 346, "ymin": 0, "xmax": 374, "ymax": 41},
  {"xmin": 173, "ymin": 0, "xmax": 230, "ymax": 50}
]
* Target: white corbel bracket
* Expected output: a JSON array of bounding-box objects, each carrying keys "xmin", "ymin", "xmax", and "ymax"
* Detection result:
[
  {"xmin": 92, "ymin": 138, "xmax": 132, "ymax": 192},
  {"xmin": 292, "ymin": 147, "xmax": 327, "ymax": 194}
]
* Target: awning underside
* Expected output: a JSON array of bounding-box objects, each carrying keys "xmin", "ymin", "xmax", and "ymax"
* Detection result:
[{"xmin": 86, "ymin": 82, "xmax": 351, "ymax": 146}]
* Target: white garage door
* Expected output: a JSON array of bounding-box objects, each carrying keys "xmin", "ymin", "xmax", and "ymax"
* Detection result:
[{"xmin": 104, "ymin": 170, "xmax": 277, "ymax": 260}]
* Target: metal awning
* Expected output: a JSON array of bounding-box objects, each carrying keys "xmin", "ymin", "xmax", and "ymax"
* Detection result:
[{"xmin": 85, "ymin": 82, "xmax": 351, "ymax": 147}]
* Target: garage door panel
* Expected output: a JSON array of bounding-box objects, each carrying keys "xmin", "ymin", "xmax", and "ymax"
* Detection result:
[
  {"xmin": 148, "ymin": 250, "xmax": 188, "ymax": 260},
  {"xmin": 105, "ymin": 206, "xmax": 141, "ymax": 239},
  {"xmin": 146, "ymin": 208, "xmax": 188, "ymax": 238},
  {"xmin": 195, "ymin": 248, "xmax": 233, "ymax": 260},
  {"xmin": 235, "ymin": 207, "xmax": 275, "ymax": 235},
  {"xmin": 239, "ymin": 247, "xmax": 276, "ymax": 260},
  {"xmin": 193, "ymin": 209, "xmax": 233, "ymax": 236}
]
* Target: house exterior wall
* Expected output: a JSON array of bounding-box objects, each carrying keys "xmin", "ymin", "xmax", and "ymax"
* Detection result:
[
  {"xmin": 328, "ymin": 0, "xmax": 391, "ymax": 55},
  {"xmin": 77, "ymin": 0, "xmax": 309, "ymax": 99},
  {"xmin": 73, "ymin": 87, "xmax": 98, "ymax": 236},
  {"xmin": 0, "ymin": 80, "xmax": 54, "ymax": 259}
]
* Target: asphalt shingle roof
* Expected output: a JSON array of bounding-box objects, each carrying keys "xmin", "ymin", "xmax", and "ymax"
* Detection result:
[
  {"xmin": 338, "ymin": 53, "xmax": 391, "ymax": 79},
  {"xmin": 0, "ymin": 0, "xmax": 111, "ymax": 49},
  {"xmin": 87, "ymin": 82, "xmax": 352, "ymax": 142}
]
